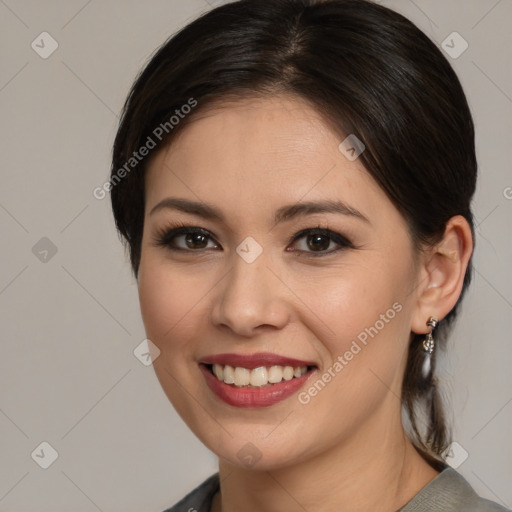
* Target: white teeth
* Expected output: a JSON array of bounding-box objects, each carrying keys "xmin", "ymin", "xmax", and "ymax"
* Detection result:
[
  {"xmin": 234, "ymin": 367, "xmax": 250, "ymax": 386},
  {"xmin": 211, "ymin": 364, "xmax": 309, "ymax": 387},
  {"xmin": 268, "ymin": 365, "xmax": 283, "ymax": 383},
  {"xmin": 213, "ymin": 364, "xmax": 224, "ymax": 381},
  {"xmin": 223, "ymin": 365, "xmax": 235, "ymax": 384},
  {"xmin": 250, "ymin": 367, "xmax": 268, "ymax": 387},
  {"xmin": 283, "ymin": 366, "xmax": 294, "ymax": 381}
]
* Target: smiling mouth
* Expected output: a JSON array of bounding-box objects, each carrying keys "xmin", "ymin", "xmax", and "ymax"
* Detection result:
[{"xmin": 204, "ymin": 363, "xmax": 316, "ymax": 388}]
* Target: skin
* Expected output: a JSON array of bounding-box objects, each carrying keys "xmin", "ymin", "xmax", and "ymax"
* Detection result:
[{"xmin": 137, "ymin": 95, "xmax": 473, "ymax": 512}]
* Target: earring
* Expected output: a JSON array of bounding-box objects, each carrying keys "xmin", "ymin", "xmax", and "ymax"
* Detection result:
[
  {"xmin": 421, "ymin": 317, "xmax": 438, "ymax": 378},
  {"xmin": 422, "ymin": 317, "xmax": 438, "ymax": 354}
]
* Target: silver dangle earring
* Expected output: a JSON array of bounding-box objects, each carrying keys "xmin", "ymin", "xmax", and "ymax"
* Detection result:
[
  {"xmin": 422, "ymin": 317, "xmax": 438, "ymax": 378},
  {"xmin": 422, "ymin": 317, "xmax": 438, "ymax": 354}
]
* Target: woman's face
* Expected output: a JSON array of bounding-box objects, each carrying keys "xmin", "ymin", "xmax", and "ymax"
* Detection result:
[{"xmin": 138, "ymin": 96, "xmax": 421, "ymax": 470}]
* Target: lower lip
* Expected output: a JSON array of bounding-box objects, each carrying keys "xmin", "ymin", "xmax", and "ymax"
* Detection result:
[{"xmin": 200, "ymin": 364, "xmax": 315, "ymax": 408}]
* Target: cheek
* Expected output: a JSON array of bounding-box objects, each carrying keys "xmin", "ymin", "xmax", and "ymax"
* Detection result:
[
  {"xmin": 137, "ymin": 256, "xmax": 202, "ymax": 352},
  {"xmin": 291, "ymin": 258, "xmax": 414, "ymax": 401},
  {"xmin": 137, "ymin": 255, "xmax": 208, "ymax": 415},
  {"xmin": 294, "ymin": 263, "xmax": 408, "ymax": 343}
]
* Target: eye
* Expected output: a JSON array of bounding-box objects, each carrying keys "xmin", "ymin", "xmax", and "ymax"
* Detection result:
[
  {"xmin": 153, "ymin": 224, "xmax": 352, "ymax": 256},
  {"xmin": 153, "ymin": 225, "xmax": 220, "ymax": 251},
  {"xmin": 287, "ymin": 227, "xmax": 352, "ymax": 256}
]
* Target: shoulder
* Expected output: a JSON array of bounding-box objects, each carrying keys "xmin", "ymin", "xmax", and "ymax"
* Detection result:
[
  {"xmin": 401, "ymin": 467, "xmax": 510, "ymax": 512},
  {"xmin": 160, "ymin": 473, "xmax": 220, "ymax": 512}
]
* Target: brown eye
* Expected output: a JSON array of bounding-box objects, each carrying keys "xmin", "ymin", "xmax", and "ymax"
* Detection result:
[
  {"xmin": 306, "ymin": 234, "xmax": 331, "ymax": 251},
  {"xmin": 185, "ymin": 233, "xmax": 209, "ymax": 249},
  {"xmin": 288, "ymin": 228, "xmax": 352, "ymax": 256},
  {"xmin": 154, "ymin": 226, "xmax": 220, "ymax": 251}
]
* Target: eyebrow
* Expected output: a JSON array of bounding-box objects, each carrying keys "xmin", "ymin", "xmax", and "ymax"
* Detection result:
[{"xmin": 149, "ymin": 197, "xmax": 369, "ymax": 224}]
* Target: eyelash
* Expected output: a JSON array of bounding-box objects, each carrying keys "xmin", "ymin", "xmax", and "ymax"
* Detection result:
[{"xmin": 152, "ymin": 222, "xmax": 354, "ymax": 257}]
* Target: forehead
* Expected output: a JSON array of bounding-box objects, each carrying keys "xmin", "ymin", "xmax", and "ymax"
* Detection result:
[{"xmin": 144, "ymin": 95, "xmax": 391, "ymax": 225}]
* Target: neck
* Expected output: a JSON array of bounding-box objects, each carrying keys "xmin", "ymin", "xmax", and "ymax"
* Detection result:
[{"xmin": 212, "ymin": 409, "xmax": 439, "ymax": 512}]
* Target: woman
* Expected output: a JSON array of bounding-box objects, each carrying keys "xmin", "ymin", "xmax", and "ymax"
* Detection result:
[{"xmin": 110, "ymin": 0, "xmax": 509, "ymax": 510}]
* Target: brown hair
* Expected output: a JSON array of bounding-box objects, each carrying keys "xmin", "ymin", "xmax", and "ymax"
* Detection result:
[{"xmin": 110, "ymin": 0, "xmax": 476, "ymax": 467}]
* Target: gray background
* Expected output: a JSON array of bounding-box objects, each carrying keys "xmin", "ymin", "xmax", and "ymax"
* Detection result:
[{"xmin": 0, "ymin": 0, "xmax": 510, "ymax": 511}]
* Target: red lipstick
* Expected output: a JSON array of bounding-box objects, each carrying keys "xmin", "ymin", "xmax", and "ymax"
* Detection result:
[
  {"xmin": 200, "ymin": 352, "xmax": 316, "ymax": 369},
  {"xmin": 199, "ymin": 352, "xmax": 317, "ymax": 408}
]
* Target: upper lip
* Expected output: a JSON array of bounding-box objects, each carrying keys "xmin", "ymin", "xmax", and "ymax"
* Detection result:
[{"xmin": 199, "ymin": 352, "xmax": 316, "ymax": 369}]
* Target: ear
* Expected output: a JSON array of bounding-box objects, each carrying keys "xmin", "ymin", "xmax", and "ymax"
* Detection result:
[{"xmin": 411, "ymin": 215, "xmax": 473, "ymax": 335}]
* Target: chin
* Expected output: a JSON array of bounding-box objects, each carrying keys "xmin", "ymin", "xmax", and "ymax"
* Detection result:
[{"xmin": 212, "ymin": 437, "xmax": 313, "ymax": 472}]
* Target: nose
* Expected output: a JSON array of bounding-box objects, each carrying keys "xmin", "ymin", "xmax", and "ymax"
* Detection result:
[{"xmin": 211, "ymin": 255, "xmax": 290, "ymax": 337}]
